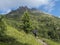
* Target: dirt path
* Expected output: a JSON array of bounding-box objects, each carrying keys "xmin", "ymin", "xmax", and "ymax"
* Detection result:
[{"xmin": 36, "ymin": 37, "xmax": 48, "ymax": 45}]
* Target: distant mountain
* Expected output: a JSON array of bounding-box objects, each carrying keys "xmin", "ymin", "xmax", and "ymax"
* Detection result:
[
  {"xmin": 6, "ymin": 6, "xmax": 42, "ymax": 19},
  {"xmin": 6, "ymin": 6, "xmax": 57, "ymax": 18}
]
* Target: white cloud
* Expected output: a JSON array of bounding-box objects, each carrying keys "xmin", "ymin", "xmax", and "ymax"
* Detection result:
[
  {"xmin": 0, "ymin": 0, "xmax": 59, "ymax": 14},
  {"xmin": 58, "ymin": 16, "xmax": 60, "ymax": 18},
  {"xmin": 0, "ymin": 0, "xmax": 49, "ymax": 8},
  {"xmin": 44, "ymin": 0, "xmax": 58, "ymax": 12}
]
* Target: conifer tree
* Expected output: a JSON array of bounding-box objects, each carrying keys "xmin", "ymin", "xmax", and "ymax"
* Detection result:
[{"xmin": 21, "ymin": 11, "xmax": 31, "ymax": 33}]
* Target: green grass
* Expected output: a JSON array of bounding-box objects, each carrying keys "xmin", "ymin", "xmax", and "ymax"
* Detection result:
[
  {"xmin": 0, "ymin": 19, "xmax": 60, "ymax": 45},
  {"xmin": 42, "ymin": 38, "xmax": 60, "ymax": 45},
  {"xmin": 0, "ymin": 21, "xmax": 42, "ymax": 45}
]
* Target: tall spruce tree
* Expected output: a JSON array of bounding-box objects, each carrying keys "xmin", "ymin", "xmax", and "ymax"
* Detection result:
[{"xmin": 21, "ymin": 11, "xmax": 31, "ymax": 33}]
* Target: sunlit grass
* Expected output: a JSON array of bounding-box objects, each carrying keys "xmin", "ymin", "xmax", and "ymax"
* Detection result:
[
  {"xmin": 4, "ymin": 23, "xmax": 42, "ymax": 45},
  {"xmin": 42, "ymin": 38, "xmax": 60, "ymax": 45}
]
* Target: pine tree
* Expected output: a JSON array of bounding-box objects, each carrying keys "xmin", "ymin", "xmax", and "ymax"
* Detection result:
[{"xmin": 21, "ymin": 11, "xmax": 31, "ymax": 33}]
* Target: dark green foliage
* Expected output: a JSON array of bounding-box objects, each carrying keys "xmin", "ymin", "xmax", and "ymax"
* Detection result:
[
  {"xmin": 21, "ymin": 11, "xmax": 32, "ymax": 33},
  {"xmin": 0, "ymin": 16, "xmax": 5, "ymax": 35},
  {"xmin": 37, "ymin": 15, "xmax": 60, "ymax": 41},
  {"xmin": 0, "ymin": 15, "xmax": 7, "ymax": 42}
]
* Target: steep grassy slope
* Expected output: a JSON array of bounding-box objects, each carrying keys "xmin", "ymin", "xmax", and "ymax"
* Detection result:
[
  {"xmin": 3, "ymin": 6, "xmax": 60, "ymax": 45},
  {"xmin": 6, "ymin": 11, "xmax": 60, "ymax": 41},
  {"xmin": 0, "ymin": 21, "xmax": 60, "ymax": 45},
  {"xmin": 0, "ymin": 20, "xmax": 42, "ymax": 45},
  {"xmin": 43, "ymin": 38, "xmax": 60, "ymax": 45}
]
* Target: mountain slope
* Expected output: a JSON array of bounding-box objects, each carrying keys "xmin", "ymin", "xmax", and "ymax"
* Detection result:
[
  {"xmin": 0, "ymin": 6, "xmax": 60, "ymax": 45},
  {"xmin": 5, "ymin": 6, "xmax": 60, "ymax": 41},
  {"xmin": 0, "ymin": 20, "xmax": 60, "ymax": 45},
  {"xmin": 0, "ymin": 20, "xmax": 42, "ymax": 45}
]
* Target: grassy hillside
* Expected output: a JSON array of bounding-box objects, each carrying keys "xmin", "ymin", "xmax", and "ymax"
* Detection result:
[
  {"xmin": 6, "ymin": 9, "xmax": 60, "ymax": 41},
  {"xmin": 0, "ymin": 7, "xmax": 60, "ymax": 45},
  {"xmin": 43, "ymin": 38, "xmax": 60, "ymax": 45},
  {"xmin": 0, "ymin": 19, "xmax": 42, "ymax": 45},
  {"xmin": 0, "ymin": 19, "xmax": 60, "ymax": 45}
]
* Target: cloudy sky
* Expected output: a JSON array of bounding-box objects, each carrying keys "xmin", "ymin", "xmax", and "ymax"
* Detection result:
[{"xmin": 0, "ymin": 0, "xmax": 60, "ymax": 17}]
